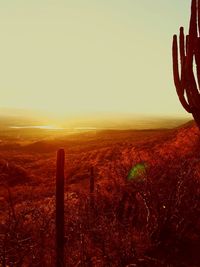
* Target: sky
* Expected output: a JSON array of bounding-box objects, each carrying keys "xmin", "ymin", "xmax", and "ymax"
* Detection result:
[{"xmin": 0, "ymin": 0, "xmax": 192, "ymax": 119}]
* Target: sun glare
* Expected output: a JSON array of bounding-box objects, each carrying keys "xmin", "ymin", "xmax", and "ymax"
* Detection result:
[{"xmin": 10, "ymin": 125, "xmax": 65, "ymax": 130}]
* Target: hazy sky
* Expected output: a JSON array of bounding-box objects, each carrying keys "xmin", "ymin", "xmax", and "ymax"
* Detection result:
[{"xmin": 0, "ymin": 0, "xmax": 192, "ymax": 118}]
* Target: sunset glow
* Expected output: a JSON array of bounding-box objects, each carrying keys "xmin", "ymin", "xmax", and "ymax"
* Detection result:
[
  {"xmin": 0, "ymin": 0, "xmax": 191, "ymax": 119},
  {"xmin": 1, "ymin": 2, "xmax": 199, "ymax": 266}
]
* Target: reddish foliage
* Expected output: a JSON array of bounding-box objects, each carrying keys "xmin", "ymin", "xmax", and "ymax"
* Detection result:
[{"xmin": 0, "ymin": 122, "xmax": 200, "ymax": 266}]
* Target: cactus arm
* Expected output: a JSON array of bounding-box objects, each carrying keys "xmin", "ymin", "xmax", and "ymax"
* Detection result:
[
  {"xmin": 172, "ymin": 35, "xmax": 192, "ymax": 112},
  {"xmin": 198, "ymin": 0, "xmax": 200, "ymax": 35},
  {"xmin": 189, "ymin": 0, "xmax": 198, "ymax": 38},
  {"xmin": 186, "ymin": 1, "xmax": 197, "ymax": 74},
  {"xmin": 172, "ymin": 35, "xmax": 181, "ymax": 91},
  {"xmin": 194, "ymin": 37, "xmax": 200, "ymax": 90},
  {"xmin": 179, "ymin": 27, "xmax": 185, "ymax": 68},
  {"xmin": 185, "ymin": 1, "xmax": 200, "ymax": 106},
  {"xmin": 186, "ymin": 35, "xmax": 189, "ymax": 55},
  {"xmin": 185, "ymin": 40, "xmax": 200, "ymax": 103},
  {"xmin": 194, "ymin": 0, "xmax": 200, "ymax": 90},
  {"xmin": 185, "ymin": 53, "xmax": 200, "ymax": 108}
]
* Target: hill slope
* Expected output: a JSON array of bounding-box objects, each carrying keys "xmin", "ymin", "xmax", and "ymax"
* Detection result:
[{"xmin": 0, "ymin": 121, "xmax": 200, "ymax": 267}]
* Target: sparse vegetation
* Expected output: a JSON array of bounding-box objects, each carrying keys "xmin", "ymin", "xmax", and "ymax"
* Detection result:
[{"xmin": 0, "ymin": 122, "xmax": 200, "ymax": 266}]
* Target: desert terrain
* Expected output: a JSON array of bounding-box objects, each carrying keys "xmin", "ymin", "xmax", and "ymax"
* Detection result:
[{"xmin": 0, "ymin": 119, "xmax": 200, "ymax": 267}]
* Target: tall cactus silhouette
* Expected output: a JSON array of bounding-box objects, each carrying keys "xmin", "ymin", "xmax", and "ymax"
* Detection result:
[
  {"xmin": 56, "ymin": 148, "xmax": 65, "ymax": 267},
  {"xmin": 90, "ymin": 166, "xmax": 95, "ymax": 209},
  {"xmin": 172, "ymin": 0, "xmax": 200, "ymax": 128}
]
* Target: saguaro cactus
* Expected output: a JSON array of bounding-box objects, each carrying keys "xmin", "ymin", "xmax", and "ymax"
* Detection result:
[
  {"xmin": 172, "ymin": 0, "xmax": 200, "ymax": 128},
  {"xmin": 56, "ymin": 149, "xmax": 65, "ymax": 267},
  {"xmin": 89, "ymin": 167, "xmax": 95, "ymax": 209}
]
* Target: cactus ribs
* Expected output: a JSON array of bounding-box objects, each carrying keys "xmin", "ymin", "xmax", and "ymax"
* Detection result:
[{"xmin": 172, "ymin": 0, "xmax": 200, "ymax": 128}]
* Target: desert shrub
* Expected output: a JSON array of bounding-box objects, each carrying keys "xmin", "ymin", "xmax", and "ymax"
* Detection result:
[
  {"xmin": 61, "ymin": 183, "xmax": 155, "ymax": 267},
  {"xmin": 1, "ymin": 141, "xmax": 200, "ymax": 266},
  {"xmin": 141, "ymin": 156, "xmax": 200, "ymax": 266},
  {"xmin": 0, "ymin": 160, "xmax": 30, "ymax": 186},
  {"xmin": 0, "ymin": 198, "xmax": 55, "ymax": 267}
]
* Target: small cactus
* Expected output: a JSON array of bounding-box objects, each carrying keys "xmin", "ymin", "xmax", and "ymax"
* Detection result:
[
  {"xmin": 90, "ymin": 167, "xmax": 95, "ymax": 209},
  {"xmin": 90, "ymin": 167, "xmax": 94, "ymax": 194},
  {"xmin": 56, "ymin": 149, "xmax": 65, "ymax": 267}
]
